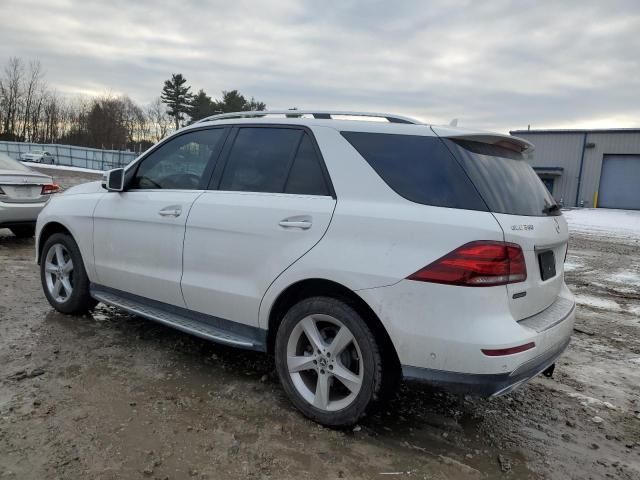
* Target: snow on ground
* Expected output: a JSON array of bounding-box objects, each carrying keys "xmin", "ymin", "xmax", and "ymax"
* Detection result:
[
  {"xmin": 575, "ymin": 294, "xmax": 622, "ymax": 311},
  {"xmin": 607, "ymin": 270, "xmax": 640, "ymax": 286},
  {"xmin": 563, "ymin": 260, "xmax": 583, "ymax": 272},
  {"xmin": 563, "ymin": 208, "xmax": 640, "ymax": 241}
]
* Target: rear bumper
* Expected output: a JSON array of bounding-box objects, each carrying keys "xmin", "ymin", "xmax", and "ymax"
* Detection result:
[
  {"xmin": 357, "ymin": 277, "xmax": 576, "ymax": 396},
  {"xmin": 403, "ymin": 336, "xmax": 571, "ymax": 397},
  {"xmin": 0, "ymin": 200, "xmax": 46, "ymax": 227}
]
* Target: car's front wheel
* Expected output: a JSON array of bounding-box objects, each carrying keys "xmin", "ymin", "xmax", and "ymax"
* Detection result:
[
  {"xmin": 40, "ymin": 233, "xmax": 97, "ymax": 314},
  {"xmin": 275, "ymin": 297, "xmax": 383, "ymax": 427}
]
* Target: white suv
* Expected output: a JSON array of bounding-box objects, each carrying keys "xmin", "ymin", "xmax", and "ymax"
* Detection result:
[{"xmin": 36, "ymin": 110, "xmax": 575, "ymax": 426}]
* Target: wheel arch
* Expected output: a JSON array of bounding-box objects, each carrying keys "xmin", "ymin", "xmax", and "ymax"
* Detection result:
[
  {"xmin": 37, "ymin": 221, "xmax": 73, "ymax": 264},
  {"xmin": 266, "ymin": 278, "xmax": 401, "ymax": 372}
]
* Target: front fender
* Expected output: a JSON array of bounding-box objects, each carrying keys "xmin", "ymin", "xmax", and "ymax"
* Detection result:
[{"xmin": 36, "ymin": 188, "xmax": 105, "ymax": 282}]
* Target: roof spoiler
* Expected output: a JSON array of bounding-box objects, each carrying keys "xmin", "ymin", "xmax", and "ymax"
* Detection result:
[{"xmin": 431, "ymin": 126, "xmax": 534, "ymax": 153}]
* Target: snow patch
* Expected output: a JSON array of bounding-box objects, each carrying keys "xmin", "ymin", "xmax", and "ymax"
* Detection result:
[
  {"xmin": 564, "ymin": 261, "xmax": 582, "ymax": 272},
  {"xmin": 608, "ymin": 270, "xmax": 640, "ymax": 287},
  {"xmin": 564, "ymin": 208, "xmax": 640, "ymax": 241},
  {"xmin": 567, "ymin": 392, "xmax": 617, "ymax": 411},
  {"xmin": 575, "ymin": 294, "xmax": 621, "ymax": 311},
  {"xmin": 628, "ymin": 305, "xmax": 640, "ymax": 317}
]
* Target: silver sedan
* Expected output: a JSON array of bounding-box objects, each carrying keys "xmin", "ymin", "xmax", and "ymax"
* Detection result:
[{"xmin": 0, "ymin": 153, "xmax": 59, "ymax": 237}]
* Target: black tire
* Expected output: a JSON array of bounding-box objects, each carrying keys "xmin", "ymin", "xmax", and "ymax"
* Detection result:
[
  {"xmin": 40, "ymin": 233, "xmax": 97, "ymax": 314},
  {"xmin": 275, "ymin": 296, "xmax": 383, "ymax": 427},
  {"xmin": 10, "ymin": 225, "xmax": 35, "ymax": 238}
]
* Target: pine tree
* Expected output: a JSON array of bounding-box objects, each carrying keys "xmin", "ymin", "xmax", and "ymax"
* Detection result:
[
  {"xmin": 213, "ymin": 90, "xmax": 266, "ymax": 113},
  {"xmin": 188, "ymin": 89, "xmax": 218, "ymax": 122},
  {"xmin": 160, "ymin": 74, "xmax": 193, "ymax": 129}
]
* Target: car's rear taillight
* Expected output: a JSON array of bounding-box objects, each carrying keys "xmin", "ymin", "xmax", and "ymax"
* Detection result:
[
  {"xmin": 41, "ymin": 183, "xmax": 60, "ymax": 195},
  {"xmin": 407, "ymin": 241, "xmax": 527, "ymax": 287}
]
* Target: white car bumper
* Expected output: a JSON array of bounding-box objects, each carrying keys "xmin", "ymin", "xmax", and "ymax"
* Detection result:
[
  {"xmin": 0, "ymin": 200, "xmax": 47, "ymax": 227},
  {"xmin": 357, "ymin": 280, "xmax": 575, "ymax": 396}
]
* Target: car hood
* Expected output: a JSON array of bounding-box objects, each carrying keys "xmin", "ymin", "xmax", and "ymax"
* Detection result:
[{"xmin": 62, "ymin": 180, "xmax": 105, "ymax": 196}]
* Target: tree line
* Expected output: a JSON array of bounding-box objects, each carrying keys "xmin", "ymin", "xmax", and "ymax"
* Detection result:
[
  {"xmin": 0, "ymin": 57, "xmax": 266, "ymax": 151},
  {"xmin": 161, "ymin": 73, "xmax": 266, "ymax": 129}
]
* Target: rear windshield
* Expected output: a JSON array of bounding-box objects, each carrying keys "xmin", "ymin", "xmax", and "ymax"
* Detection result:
[
  {"xmin": 0, "ymin": 153, "xmax": 30, "ymax": 172},
  {"xmin": 446, "ymin": 140, "xmax": 560, "ymax": 217},
  {"xmin": 341, "ymin": 132, "xmax": 487, "ymax": 211}
]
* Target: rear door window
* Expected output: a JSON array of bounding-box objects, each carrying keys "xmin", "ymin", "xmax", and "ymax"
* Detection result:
[
  {"xmin": 446, "ymin": 140, "xmax": 560, "ymax": 217},
  {"xmin": 219, "ymin": 128, "xmax": 301, "ymax": 193},
  {"xmin": 218, "ymin": 127, "xmax": 331, "ymax": 196},
  {"xmin": 341, "ymin": 131, "xmax": 487, "ymax": 210}
]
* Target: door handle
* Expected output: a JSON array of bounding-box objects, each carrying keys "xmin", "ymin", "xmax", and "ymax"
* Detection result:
[
  {"xmin": 158, "ymin": 206, "xmax": 182, "ymax": 217},
  {"xmin": 279, "ymin": 216, "xmax": 312, "ymax": 230}
]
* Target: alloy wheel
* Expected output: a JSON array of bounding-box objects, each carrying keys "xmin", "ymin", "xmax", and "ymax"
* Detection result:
[
  {"xmin": 44, "ymin": 243, "xmax": 74, "ymax": 303},
  {"xmin": 286, "ymin": 314, "xmax": 363, "ymax": 412}
]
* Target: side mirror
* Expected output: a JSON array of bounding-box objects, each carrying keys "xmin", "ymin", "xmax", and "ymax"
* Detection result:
[{"xmin": 105, "ymin": 168, "xmax": 125, "ymax": 192}]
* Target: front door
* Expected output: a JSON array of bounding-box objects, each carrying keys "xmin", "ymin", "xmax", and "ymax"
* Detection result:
[
  {"xmin": 182, "ymin": 126, "xmax": 336, "ymax": 326},
  {"xmin": 93, "ymin": 127, "xmax": 228, "ymax": 307}
]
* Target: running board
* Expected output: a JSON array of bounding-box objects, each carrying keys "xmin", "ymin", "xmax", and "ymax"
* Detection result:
[{"xmin": 90, "ymin": 285, "xmax": 266, "ymax": 351}]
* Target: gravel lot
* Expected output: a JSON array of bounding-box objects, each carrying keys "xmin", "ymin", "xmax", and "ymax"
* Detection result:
[{"xmin": 1, "ymin": 167, "xmax": 639, "ymax": 479}]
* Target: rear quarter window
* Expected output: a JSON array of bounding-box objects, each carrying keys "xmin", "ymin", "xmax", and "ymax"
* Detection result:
[
  {"xmin": 341, "ymin": 131, "xmax": 487, "ymax": 211},
  {"xmin": 446, "ymin": 140, "xmax": 559, "ymax": 217}
]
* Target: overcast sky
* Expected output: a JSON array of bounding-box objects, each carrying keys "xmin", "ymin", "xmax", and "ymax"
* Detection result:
[{"xmin": 1, "ymin": 0, "xmax": 639, "ymax": 132}]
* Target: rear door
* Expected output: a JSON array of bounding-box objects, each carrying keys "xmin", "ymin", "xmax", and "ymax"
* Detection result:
[
  {"xmin": 443, "ymin": 137, "xmax": 568, "ymax": 320},
  {"xmin": 181, "ymin": 126, "xmax": 336, "ymax": 327}
]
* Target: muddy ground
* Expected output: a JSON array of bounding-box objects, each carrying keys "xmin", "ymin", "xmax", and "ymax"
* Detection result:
[{"xmin": 1, "ymin": 167, "xmax": 638, "ymax": 479}]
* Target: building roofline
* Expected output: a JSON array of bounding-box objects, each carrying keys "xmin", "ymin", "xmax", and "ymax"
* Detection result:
[{"xmin": 510, "ymin": 128, "xmax": 640, "ymax": 135}]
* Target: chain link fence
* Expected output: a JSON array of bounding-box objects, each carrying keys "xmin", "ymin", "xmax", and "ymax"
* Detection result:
[{"xmin": 0, "ymin": 141, "xmax": 138, "ymax": 171}]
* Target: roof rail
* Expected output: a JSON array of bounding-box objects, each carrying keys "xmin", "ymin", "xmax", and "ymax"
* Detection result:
[{"xmin": 196, "ymin": 110, "xmax": 422, "ymax": 125}]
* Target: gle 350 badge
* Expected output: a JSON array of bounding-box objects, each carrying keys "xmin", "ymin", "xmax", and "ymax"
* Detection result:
[{"xmin": 511, "ymin": 224, "xmax": 534, "ymax": 231}]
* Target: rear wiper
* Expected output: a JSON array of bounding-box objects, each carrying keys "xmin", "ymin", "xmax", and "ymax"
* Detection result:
[{"xmin": 542, "ymin": 203, "xmax": 561, "ymax": 215}]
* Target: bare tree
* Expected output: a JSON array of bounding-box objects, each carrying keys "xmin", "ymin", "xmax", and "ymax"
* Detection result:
[
  {"xmin": 0, "ymin": 57, "xmax": 24, "ymax": 138},
  {"xmin": 42, "ymin": 91, "xmax": 62, "ymax": 143},
  {"xmin": 0, "ymin": 57, "xmax": 263, "ymax": 150},
  {"xmin": 147, "ymin": 97, "xmax": 172, "ymax": 142},
  {"xmin": 20, "ymin": 60, "xmax": 44, "ymax": 140},
  {"xmin": 29, "ymin": 83, "xmax": 48, "ymax": 142}
]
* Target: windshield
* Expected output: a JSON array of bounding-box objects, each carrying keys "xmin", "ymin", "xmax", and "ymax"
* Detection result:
[
  {"xmin": 0, "ymin": 153, "xmax": 31, "ymax": 172},
  {"xmin": 447, "ymin": 140, "xmax": 560, "ymax": 217}
]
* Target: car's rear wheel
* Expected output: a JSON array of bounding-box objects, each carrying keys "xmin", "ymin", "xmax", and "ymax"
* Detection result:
[
  {"xmin": 40, "ymin": 233, "xmax": 97, "ymax": 314},
  {"xmin": 275, "ymin": 297, "xmax": 382, "ymax": 427},
  {"xmin": 10, "ymin": 225, "xmax": 35, "ymax": 238}
]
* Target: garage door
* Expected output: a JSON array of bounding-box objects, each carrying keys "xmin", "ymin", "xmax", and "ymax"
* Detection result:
[{"xmin": 598, "ymin": 155, "xmax": 640, "ymax": 210}]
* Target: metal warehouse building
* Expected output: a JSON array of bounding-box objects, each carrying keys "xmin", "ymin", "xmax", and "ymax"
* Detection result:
[{"xmin": 510, "ymin": 129, "xmax": 640, "ymax": 209}]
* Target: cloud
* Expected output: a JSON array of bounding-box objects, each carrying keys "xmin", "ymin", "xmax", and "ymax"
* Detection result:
[{"xmin": 1, "ymin": 0, "xmax": 639, "ymax": 131}]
